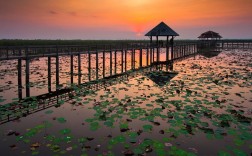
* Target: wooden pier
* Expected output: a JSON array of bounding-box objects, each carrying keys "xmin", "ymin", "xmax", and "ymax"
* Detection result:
[{"xmin": 1, "ymin": 38, "xmax": 252, "ymax": 124}]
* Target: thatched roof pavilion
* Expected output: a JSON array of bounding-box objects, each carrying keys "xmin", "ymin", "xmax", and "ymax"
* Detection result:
[
  {"xmin": 145, "ymin": 22, "xmax": 179, "ymax": 45},
  {"xmin": 198, "ymin": 31, "xmax": 222, "ymax": 40}
]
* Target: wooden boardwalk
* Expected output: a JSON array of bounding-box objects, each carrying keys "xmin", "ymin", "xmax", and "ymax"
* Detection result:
[{"xmin": 0, "ymin": 39, "xmax": 252, "ymax": 124}]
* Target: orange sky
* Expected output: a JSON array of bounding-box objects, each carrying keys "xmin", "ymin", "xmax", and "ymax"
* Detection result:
[{"xmin": 0, "ymin": 0, "xmax": 252, "ymax": 39}]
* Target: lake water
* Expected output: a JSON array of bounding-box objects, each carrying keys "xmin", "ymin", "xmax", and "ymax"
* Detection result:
[{"xmin": 0, "ymin": 49, "xmax": 251, "ymax": 155}]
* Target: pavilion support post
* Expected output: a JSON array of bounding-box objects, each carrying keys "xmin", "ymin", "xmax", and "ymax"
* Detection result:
[
  {"xmin": 25, "ymin": 58, "xmax": 30, "ymax": 97},
  {"xmin": 153, "ymin": 48, "xmax": 155, "ymax": 62},
  {"xmin": 166, "ymin": 36, "xmax": 169, "ymax": 62},
  {"xmin": 171, "ymin": 36, "xmax": 174, "ymax": 61},
  {"xmin": 70, "ymin": 55, "xmax": 73, "ymax": 84},
  {"xmin": 147, "ymin": 48, "xmax": 149, "ymax": 66},
  {"xmin": 18, "ymin": 58, "xmax": 22, "ymax": 100},
  {"xmin": 48, "ymin": 57, "xmax": 52, "ymax": 92},
  {"xmin": 150, "ymin": 47, "xmax": 153, "ymax": 64}
]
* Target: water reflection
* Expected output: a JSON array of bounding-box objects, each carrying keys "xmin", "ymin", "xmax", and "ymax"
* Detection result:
[{"xmin": 0, "ymin": 50, "xmax": 251, "ymax": 155}]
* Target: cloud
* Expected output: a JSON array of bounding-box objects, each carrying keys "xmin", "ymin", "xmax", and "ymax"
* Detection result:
[
  {"xmin": 68, "ymin": 11, "xmax": 77, "ymax": 16},
  {"xmin": 49, "ymin": 10, "xmax": 58, "ymax": 15}
]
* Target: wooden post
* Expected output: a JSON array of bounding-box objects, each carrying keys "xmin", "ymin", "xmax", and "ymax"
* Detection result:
[
  {"xmin": 110, "ymin": 46, "xmax": 112, "ymax": 76},
  {"xmin": 18, "ymin": 58, "xmax": 22, "ymax": 99},
  {"xmin": 134, "ymin": 49, "xmax": 136, "ymax": 69},
  {"xmin": 25, "ymin": 58, "xmax": 30, "ymax": 97},
  {"xmin": 125, "ymin": 50, "xmax": 127, "ymax": 72},
  {"xmin": 55, "ymin": 47, "xmax": 59, "ymax": 90},
  {"xmin": 140, "ymin": 49, "xmax": 142, "ymax": 67},
  {"xmin": 96, "ymin": 48, "xmax": 98, "ymax": 80},
  {"xmin": 103, "ymin": 48, "xmax": 105, "ymax": 78},
  {"xmin": 131, "ymin": 49, "xmax": 134, "ymax": 69},
  {"xmin": 121, "ymin": 50, "xmax": 124, "ymax": 73},
  {"xmin": 6, "ymin": 46, "xmax": 9, "ymax": 59},
  {"xmin": 114, "ymin": 50, "xmax": 117, "ymax": 74},
  {"xmin": 70, "ymin": 55, "xmax": 73, "ymax": 84},
  {"xmin": 180, "ymin": 45, "xmax": 183, "ymax": 57},
  {"xmin": 48, "ymin": 57, "xmax": 52, "ymax": 92},
  {"xmin": 78, "ymin": 53, "xmax": 81, "ymax": 84},
  {"xmin": 88, "ymin": 47, "xmax": 91, "ymax": 81}
]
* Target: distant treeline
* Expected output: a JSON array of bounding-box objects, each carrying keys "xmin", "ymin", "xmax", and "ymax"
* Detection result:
[
  {"xmin": 0, "ymin": 39, "xmax": 199, "ymax": 46},
  {"xmin": 0, "ymin": 39, "xmax": 150, "ymax": 46}
]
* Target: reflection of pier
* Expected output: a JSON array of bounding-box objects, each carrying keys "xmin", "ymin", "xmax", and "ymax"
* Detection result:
[{"xmin": 0, "ymin": 64, "xmax": 160, "ymax": 124}]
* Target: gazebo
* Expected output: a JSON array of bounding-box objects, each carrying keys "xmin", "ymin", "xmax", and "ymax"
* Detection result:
[
  {"xmin": 198, "ymin": 31, "xmax": 222, "ymax": 40},
  {"xmin": 145, "ymin": 22, "xmax": 179, "ymax": 63},
  {"xmin": 145, "ymin": 21, "xmax": 179, "ymax": 45},
  {"xmin": 198, "ymin": 31, "xmax": 222, "ymax": 53}
]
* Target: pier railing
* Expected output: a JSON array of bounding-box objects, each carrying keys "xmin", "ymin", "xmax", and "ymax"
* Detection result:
[{"xmin": 1, "ymin": 39, "xmax": 251, "ymax": 124}]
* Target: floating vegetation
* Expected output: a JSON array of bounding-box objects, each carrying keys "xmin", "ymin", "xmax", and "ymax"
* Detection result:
[{"xmin": 0, "ymin": 50, "xmax": 252, "ymax": 155}]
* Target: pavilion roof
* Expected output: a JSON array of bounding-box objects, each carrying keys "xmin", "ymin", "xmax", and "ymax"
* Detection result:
[
  {"xmin": 145, "ymin": 22, "xmax": 179, "ymax": 37},
  {"xmin": 198, "ymin": 31, "xmax": 222, "ymax": 39}
]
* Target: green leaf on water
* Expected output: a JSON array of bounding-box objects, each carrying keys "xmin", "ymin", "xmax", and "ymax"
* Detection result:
[
  {"xmin": 90, "ymin": 122, "xmax": 100, "ymax": 131},
  {"xmin": 234, "ymin": 139, "xmax": 244, "ymax": 146},
  {"xmin": 143, "ymin": 124, "xmax": 153, "ymax": 132},
  {"xmin": 59, "ymin": 129, "xmax": 71, "ymax": 135},
  {"xmin": 45, "ymin": 110, "xmax": 53, "ymax": 114},
  {"xmin": 146, "ymin": 104, "xmax": 153, "ymax": 107},
  {"xmin": 115, "ymin": 135, "xmax": 126, "ymax": 143},
  {"xmin": 104, "ymin": 121, "xmax": 113, "ymax": 127},
  {"xmin": 232, "ymin": 149, "xmax": 247, "ymax": 156},
  {"xmin": 133, "ymin": 148, "xmax": 144, "ymax": 155},
  {"xmin": 218, "ymin": 150, "xmax": 231, "ymax": 156},
  {"xmin": 57, "ymin": 117, "xmax": 67, "ymax": 123},
  {"xmin": 109, "ymin": 138, "xmax": 117, "ymax": 145},
  {"xmin": 0, "ymin": 98, "xmax": 6, "ymax": 103},
  {"xmin": 120, "ymin": 123, "xmax": 129, "ymax": 129}
]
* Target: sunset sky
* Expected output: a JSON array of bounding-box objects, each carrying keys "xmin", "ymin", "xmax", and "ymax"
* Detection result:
[{"xmin": 1, "ymin": 0, "xmax": 252, "ymax": 39}]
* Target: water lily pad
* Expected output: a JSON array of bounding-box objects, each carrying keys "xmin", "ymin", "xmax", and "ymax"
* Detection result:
[
  {"xmin": 45, "ymin": 110, "xmax": 53, "ymax": 114},
  {"xmin": 59, "ymin": 129, "xmax": 71, "ymax": 135},
  {"xmin": 143, "ymin": 124, "xmax": 153, "ymax": 132},
  {"xmin": 57, "ymin": 117, "xmax": 67, "ymax": 123}
]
